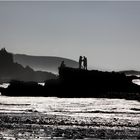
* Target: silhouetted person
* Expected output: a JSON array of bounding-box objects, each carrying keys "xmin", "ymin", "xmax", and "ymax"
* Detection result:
[
  {"xmin": 79, "ymin": 56, "xmax": 83, "ymax": 69},
  {"xmin": 85, "ymin": 57, "xmax": 87, "ymax": 70},
  {"xmin": 83, "ymin": 56, "xmax": 87, "ymax": 70},
  {"xmin": 60, "ymin": 61, "xmax": 66, "ymax": 68}
]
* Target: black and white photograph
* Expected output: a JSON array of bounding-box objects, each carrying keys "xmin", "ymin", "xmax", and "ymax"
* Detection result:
[{"xmin": 0, "ymin": 0, "xmax": 140, "ymax": 139}]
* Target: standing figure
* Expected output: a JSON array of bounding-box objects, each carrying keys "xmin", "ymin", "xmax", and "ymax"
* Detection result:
[
  {"xmin": 79, "ymin": 56, "xmax": 83, "ymax": 69},
  {"xmin": 60, "ymin": 61, "xmax": 65, "ymax": 68},
  {"xmin": 83, "ymin": 56, "xmax": 87, "ymax": 70}
]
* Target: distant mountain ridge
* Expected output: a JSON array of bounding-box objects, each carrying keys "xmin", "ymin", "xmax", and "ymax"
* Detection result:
[
  {"xmin": 14, "ymin": 54, "xmax": 79, "ymax": 74},
  {"xmin": 0, "ymin": 48, "xmax": 56, "ymax": 83},
  {"xmin": 13, "ymin": 54, "xmax": 140, "ymax": 75}
]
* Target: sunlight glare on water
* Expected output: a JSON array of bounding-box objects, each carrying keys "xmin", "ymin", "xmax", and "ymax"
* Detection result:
[
  {"xmin": 132, "ymin": 79, "xmax": 140, "ymax": 85},
  {"xmin": 0, "ymin": 83, "xmax": 9, "ymax": 88},
  {"xmin": 0, "ymin": 96, "xmax": 139, "ymax": 117},
  {"xmin": 0, "ymin": 81, "xmax": 140, "ymax": 124}
]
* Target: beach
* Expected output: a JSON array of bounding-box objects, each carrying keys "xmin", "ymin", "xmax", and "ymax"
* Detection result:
[
  {"xmin": 0, "ymin": 112, "xmax": 140, "ymax": 139},
  {"xmin": 0, "ymin": 97, "xmax": 139, "ymax": 139}
]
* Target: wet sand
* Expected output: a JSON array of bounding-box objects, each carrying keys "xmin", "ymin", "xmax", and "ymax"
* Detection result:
[{"xmin": 0, "ymin": 112, "xmax": 140, "ymax": 139}]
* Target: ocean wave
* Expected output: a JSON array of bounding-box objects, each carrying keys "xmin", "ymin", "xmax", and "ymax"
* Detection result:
[
  {"xmin": 0, "ymin": 103, "xmax": 30, "ymax": 106},
  {"xmin": 53, "ymin": 110, "xmax": 140, "ymax": 114}
]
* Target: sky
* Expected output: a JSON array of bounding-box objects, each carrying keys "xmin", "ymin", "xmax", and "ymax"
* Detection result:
[{"xmin": 0, "ymin": 1, "xmax": 140, "ymax": 71}]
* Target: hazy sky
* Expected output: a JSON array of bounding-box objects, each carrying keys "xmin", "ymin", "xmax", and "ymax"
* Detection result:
[{"xmin": 0, "ymin": 1, "xmax": 140, "ymax": 71}]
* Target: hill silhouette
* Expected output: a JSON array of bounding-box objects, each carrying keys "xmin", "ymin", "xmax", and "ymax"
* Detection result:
[
  {"xmin": 14, "ymin": 54, "xmax": 78, "ymax": 74},
  {"xmin": 0, "ymin": 48, "xmax": 56, "ymax": 83}
]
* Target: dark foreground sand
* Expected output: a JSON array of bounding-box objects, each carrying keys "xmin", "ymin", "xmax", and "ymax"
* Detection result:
[{"xmin": 0, "ymin": 112, "xmax": 140, "ymax": 139}]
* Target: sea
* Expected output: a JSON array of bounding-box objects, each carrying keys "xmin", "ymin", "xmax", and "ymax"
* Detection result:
[{"xmin": 0, "ymin": 83, "xmax": 140, "ymax": 124}]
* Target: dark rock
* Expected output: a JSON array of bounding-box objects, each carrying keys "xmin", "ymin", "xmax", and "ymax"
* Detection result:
[{"xmin": 1, "ymin": 64, "xmax": 140, "ymax": 101}]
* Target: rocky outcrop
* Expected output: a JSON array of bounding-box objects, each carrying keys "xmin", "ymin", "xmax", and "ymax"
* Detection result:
[
  {"xmin": 1, "ymin": 61, "xmax": 140, "ymax": 101},
  {"xmin": 45, "ymin": 67, "xmax": 140, "ymax": 100}
]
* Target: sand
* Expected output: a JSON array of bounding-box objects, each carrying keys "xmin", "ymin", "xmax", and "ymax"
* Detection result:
[{"xmin": 0, "ymin": 111, "xmax": 140, "ymax": 139}]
